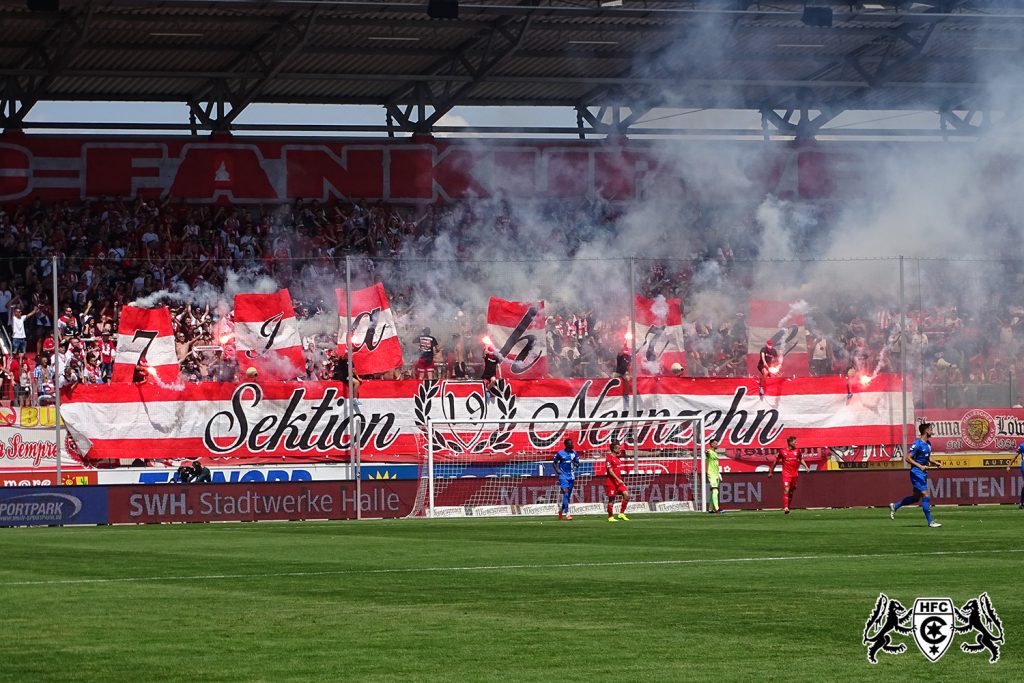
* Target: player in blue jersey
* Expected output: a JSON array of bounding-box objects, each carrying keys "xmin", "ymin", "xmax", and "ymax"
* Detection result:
[
  {"xmin": 1006, "ymin": 442, "xmax": 1024, "ymax": 509},
  {"xmin": 889, "ymin": 422, "xmax": 942, "ymax": 527},
  {"xmin": 553, "ymin": 438, "xmax": 580, "ymax": 521}
]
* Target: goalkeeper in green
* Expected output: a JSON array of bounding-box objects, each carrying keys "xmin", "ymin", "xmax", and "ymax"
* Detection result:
[{"xmin": 707, "ymin": 438, "xmax": 722, "ymax": 514}]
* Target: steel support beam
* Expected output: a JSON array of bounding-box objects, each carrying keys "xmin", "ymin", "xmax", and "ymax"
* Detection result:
[
  {"xmin": 382, "ymin": 1, "xmax": 537, "ymax": 134},
  {"xmin": 187, "ymin": 9, "xmax": 320, "ymax": 131},
  {"xmin": 0, "ymin": 2, "xmax": 95, "ymax": 132}
]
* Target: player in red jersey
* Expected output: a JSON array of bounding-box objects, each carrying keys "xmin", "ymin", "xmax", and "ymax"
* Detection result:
[
  {"xmin": 768, "ymin": 436, "xmax": 809, "ymax": 514},
  {"xmin": 604, "ymin": 440, "xmax": 630, "ymax": 522}
]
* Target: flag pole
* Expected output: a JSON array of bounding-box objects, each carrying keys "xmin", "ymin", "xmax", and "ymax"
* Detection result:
[
  {"xmin": 52, "ymin": 255, "xmax": 62, "ymax": 486},
  {"xmin": 899, "ymin": 255, "xmax": 908, "ymax": 469},
  {"xmin": 345, "ymin": 255, "xmax": 362, "ymax": 519}
]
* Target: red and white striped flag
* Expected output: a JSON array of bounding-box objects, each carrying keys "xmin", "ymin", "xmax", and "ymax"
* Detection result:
[
  {"xmin": 234, "ymin": 290, "xmax": 305, "ymax": 381},
  {"xmin": 746, "ymin": 299, "xmax": 809, "ymax": 376},
  {"xmin": 111, "ymin": 306, "xmax": 179, "ymax": 384},
  {"xmin": 336, "ymin": 283, "xmax": 403, "ymax": 375},
  {"xmin": 486, "ymin": 297, "xmax": 547, "ymax": 379},
  {"xmin": 635, "ymin": 295, "xmax": 687, "ymax": 375}
]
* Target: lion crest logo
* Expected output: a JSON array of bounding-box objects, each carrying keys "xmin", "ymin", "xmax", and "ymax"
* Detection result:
[
  {"xmin": 959, "ymin": 409, "xmax": 996, "ymax": 450},
  {"xmin": 863, "ymin": 594, "xmax": 913, "ymax": 663},
  {"xmin": 953, "ymin": 593, "xmax": 1005, "ymax": 663}
]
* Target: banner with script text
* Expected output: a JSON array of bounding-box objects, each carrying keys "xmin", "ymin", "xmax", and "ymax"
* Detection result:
[{"xmin": 60, "ymin": 375, "xmax": 908, "ymax": 463}]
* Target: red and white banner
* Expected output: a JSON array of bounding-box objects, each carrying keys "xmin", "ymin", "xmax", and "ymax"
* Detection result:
[
  {"xmin": 336, "ymin": 283, "xmax": 403, "ymax": 375},
  {"xmin": 634, "ymin": 295, "xmax": 686, "ymax": 375},
  {"xmin": 234, "ymin": 290, "xmax": 305, "ymax": 381},
  {"xmin": 60, "ymin": 374, "xmax": 908, "ymax": 463},
  {"xmin": 918, "ymin": 408, "xmax": 1024, "ymax": 454},
  {"xmin": 746, "ymin": 299, "xmax": 809, "ymax": 376},
  {"xmin": 486, "ymin": 297, "xmax": 547, "ymax": 379},
  {"xmin": 111, "ymin": 306, "xmax": 179, "ymax": 384},
  {"xmin": 0, "ymin": 136, "xmax": 928, "ymax": 205}
]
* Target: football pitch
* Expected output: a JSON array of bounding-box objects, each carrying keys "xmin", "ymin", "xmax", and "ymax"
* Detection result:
[{"xmin": 2, "ymin": 507, "xmax": 1022, "ymax": 682}]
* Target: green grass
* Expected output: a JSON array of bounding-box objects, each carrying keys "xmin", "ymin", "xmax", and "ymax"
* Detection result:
[{"xmin": 1, "ymin": 507, "xmax": 1022, "ymax": 682}]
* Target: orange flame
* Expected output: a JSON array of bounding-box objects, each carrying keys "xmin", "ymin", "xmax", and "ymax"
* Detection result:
[
  {"xmin": 219, "ymin": 333, "xmax": 234, "ymax": 344},
  {"xmin": 624, "ymin": 331, "xmax": 633, "ymax": 342},
  {"xmin": 859, "ymin": 374, "xmax": 873, "ymax": 387},
  {"xmin": 768, "ymin": 363, "xmax": 782, "ymax": 375},
  {"xmin": 481, "ymin": 335, "xmax": 493, "ymax": 347}
]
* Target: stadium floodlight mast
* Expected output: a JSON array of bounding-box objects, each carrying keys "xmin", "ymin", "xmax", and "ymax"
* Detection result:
[{"xmin": 419, "ymin": 414, "xmax": 708, "ymax": 518}]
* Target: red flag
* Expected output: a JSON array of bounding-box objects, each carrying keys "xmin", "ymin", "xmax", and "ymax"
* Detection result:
[
  {"xmin": 112, "ymin": 306, "xmax": 179, "ymax": 384},
  {"xmin": 746, "ymin": 299, "xmax": 810, "ymax": 376},
  {"xmin": 336, "ymin": 283, "xmax": 403, "ymax": 375},
  {"xmin": 234, "ymin": 290, "xmax": 305, "ymax": 381},
  {"xmin": 486, "ymin": 297, "xmax": 547, "ymax": 379},
  {"xmin": 634, "ymin": 295, "xmax": 687, "ymax": 375}
]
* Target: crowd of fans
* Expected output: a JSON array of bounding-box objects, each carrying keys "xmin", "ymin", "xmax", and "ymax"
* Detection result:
[{"xmin": 2, "ymin": 196, "xmax": 1024, "ymax": 408}]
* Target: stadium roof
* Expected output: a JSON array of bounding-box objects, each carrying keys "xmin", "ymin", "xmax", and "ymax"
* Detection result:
[{"xmin": 1, "ymin": 0, "xmax": 1023, "ymax": 138}]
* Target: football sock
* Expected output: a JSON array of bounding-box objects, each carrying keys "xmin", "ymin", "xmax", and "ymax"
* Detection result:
[
  {"xmin": 607, "ymin": 502, "xmax": 614, "ymax": 517},
  {"xmin": 922, "ymin": 496, "xmax": 933, "ymax": 524},
  {"xmin": 619, "ymin": 498, "xmax": 627, "ymax": 514},
  {"xmin": 711, "ymin": 488, "xmax": 719, "ymax": 511},
  {"xmin": 894, "ymin": 495, "xmax": 917, "ymax": 510},
  {"xmin": 561, "ymin": 490, "xmax": 571, "ymax": 514}
]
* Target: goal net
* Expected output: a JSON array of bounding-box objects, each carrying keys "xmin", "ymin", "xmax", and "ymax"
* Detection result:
[{"xmin": 410, "ymin": 415, "xmax": 707, "ymax": 518}]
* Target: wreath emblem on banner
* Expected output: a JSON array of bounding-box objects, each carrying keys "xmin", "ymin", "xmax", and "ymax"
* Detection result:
[{"xmin": 414, "ymin": 379, "xmax": 517, "ymax": 454}]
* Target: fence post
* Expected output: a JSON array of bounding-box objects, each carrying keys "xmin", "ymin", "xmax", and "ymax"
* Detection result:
[{"xmin": 52, "ymin": 255, "xmax": 62, "ymax": 486}]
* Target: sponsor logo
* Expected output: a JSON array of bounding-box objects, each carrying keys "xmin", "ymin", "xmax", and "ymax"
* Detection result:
[
  {"xmin": 0, "ymin": 492, "xmax": 82, "ymax": 523},
  {"xmin": 360, "ymin": 465, "xmax": 418, "ymax": 481},
  {"xmin": 864, "ymin": 593, "xmax": 1004, "ymax": 663},
  {"xmin": 136, "ymin": 469, "xmax": 315, "ymax": 484}
]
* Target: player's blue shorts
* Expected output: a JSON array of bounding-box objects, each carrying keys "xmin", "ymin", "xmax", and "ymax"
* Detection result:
[
  {"xmin": 910, "ymin": 468, "xmax": 928, "ymax": 492},
  {"xmin": 558, "ymin": 476, "xmax": 575, "ymax": 490}
]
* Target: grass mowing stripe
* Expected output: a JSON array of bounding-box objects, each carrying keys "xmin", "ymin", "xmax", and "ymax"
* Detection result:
[{"xmin": 8, "ymin": 547, "xmax": 1024, "ymax": 587}]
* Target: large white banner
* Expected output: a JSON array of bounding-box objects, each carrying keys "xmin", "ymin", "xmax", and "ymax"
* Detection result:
[{"xmin": 61, "ymin": 375, "xmax": 910, "ymax": 463}]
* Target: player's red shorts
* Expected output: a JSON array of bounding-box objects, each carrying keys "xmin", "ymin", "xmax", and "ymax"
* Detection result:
[
  {"xmin": 782, "ymin": 475, "xmax": 798, "ymax": 490},
  {"xmin": 605, "ymin": 480, "xmax": 628, "ymax": 497},
  {"xmin": 415, "ymin": 357, "xmax": 434, "ymax": 373}
]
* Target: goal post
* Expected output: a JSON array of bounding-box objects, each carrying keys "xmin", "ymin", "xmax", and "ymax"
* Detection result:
[{"xmin": 415, "ymin": 415, "xmax": 707, "ymax": 518}]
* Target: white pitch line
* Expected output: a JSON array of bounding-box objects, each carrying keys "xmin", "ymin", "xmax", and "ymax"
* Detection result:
[{"xmin": 6, "ymin": 548, "xmax": 1024, "ymax": 587}]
